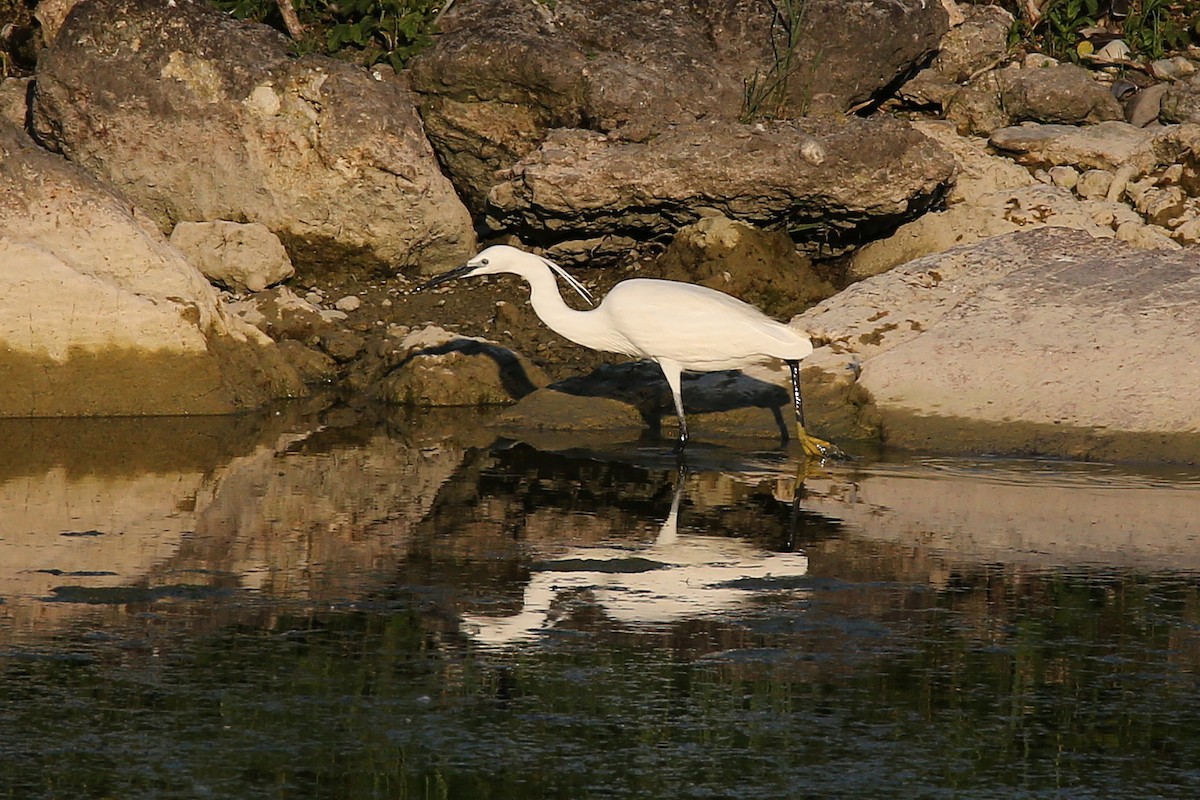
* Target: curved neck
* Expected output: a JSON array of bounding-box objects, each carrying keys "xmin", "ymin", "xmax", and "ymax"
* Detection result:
[{"xmin": 521, "ymin": 267, "xmax": 623, "ymax": 353}]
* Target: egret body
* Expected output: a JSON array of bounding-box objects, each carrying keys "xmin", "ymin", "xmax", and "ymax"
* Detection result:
[{"xmin": 415, "ymin": 245, "xmax": 841, "ymax": 458}]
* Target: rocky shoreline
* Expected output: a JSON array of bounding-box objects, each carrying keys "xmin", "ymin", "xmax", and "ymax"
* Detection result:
[{"xmin": 3, "ymin": 0, "xmax": 1200, "ymax": 462}]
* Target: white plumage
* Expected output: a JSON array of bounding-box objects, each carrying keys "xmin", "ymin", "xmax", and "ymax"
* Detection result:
[{"xmin": 415, "ymin": 244, "xmax": 838, "ymax": 457}]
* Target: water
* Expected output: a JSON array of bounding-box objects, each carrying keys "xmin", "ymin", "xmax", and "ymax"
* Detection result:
[{"xmin": 2, "ymin": 405, "xmax": 1199, "ymax": 799}]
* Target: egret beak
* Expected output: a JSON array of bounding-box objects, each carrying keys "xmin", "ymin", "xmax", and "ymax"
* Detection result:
[{"xmin": 413, "ymin": 263, "xmax": 475, "ymax": 293}]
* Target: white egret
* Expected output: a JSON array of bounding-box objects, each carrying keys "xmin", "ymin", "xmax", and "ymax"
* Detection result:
[{"xmin": 415, "ymin": 244, "xmax": 842, "ymax": 458}]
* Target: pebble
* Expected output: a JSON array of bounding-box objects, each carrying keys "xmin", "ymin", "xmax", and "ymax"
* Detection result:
[{"xmin": 334, "ymin": 295, "xmax": 361, "ymax": 312}]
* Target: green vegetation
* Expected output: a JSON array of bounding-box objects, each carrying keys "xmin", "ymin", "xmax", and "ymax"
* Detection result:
[
  {"xmin": 1027, "ymin": 0, "xmax": 1200, "ymax": 61},
  {"xmin": 212, "ymin": 0, "xmax": 443, "ymax": 71},
  {"xmin": 740, "ymin": 0, "xmax": 815, "ymax": 121}
]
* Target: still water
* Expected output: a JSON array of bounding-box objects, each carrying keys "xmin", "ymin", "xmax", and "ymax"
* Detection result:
[{"xmin": 2, "ymin": 405, "xmax": 1199, "ymax": 799}]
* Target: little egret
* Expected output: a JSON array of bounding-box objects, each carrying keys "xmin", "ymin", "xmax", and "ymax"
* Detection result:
[{"xmin": 415, "ymin": 245, "xmax": 842, "ymax": 458}]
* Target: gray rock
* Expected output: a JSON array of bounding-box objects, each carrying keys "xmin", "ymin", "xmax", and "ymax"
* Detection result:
[
  {"xmin": 170, "ymin": 221, "xmax": 294, "ymax": 293},
  {"xmin": 797, "ymin": 227, "xmax": 1200, "ymax": 461},
  {"xmin": 1075, "ymin": 168, "xmax": 1114, "ymax": 199},
  {"xmin": 1124, "ymin": 83, "xmax": 1167, "ymax": 128},
  {"xmin": 486, "ymin": 118, "xmax": 955, "ymax": 259},
  {"xmin": 931, "ymin": 5, "xmax": 1013, "ymax": 82},
  {"xmin": 0, "ymin": 122, "xmax": 302, "ymax": 416},
  {"xmin": 32, "ymin": 0, "xmax": 475, "ymax": 273},
  {"xmin": 409, "ymin": 0, "xmax": 948, "ymax": 210},
  {"xmin": 989, "ymin": 121, "xmax": 1163, "ymax": 172},
  {"xmin": 0, "ymin": 77, "xmax": 30, "ymax": 131},
  {"xmin": 997, "ymin": 63, "xmax": 1124, "ymax": 125},
  {"xmin": 1161, "ymin": 73, "xmax": 1200, "ymax": 123}
]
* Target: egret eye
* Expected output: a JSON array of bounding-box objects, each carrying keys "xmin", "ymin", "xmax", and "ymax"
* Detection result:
[{"xmin": 480, "ymin": 258, "xmax": 489, "ymax": 265}]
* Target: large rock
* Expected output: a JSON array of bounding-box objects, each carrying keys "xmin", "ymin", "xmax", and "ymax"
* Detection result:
[
  {"xmin": 0, "ymin": 123, "xmax": 303, "ymax": 416},
  {"xmin": 797, "ymin": 227, "xmax": 1200, "ymax": 462},
  {"xmin": 32, "ymin": 0, "xmax": 475, "ymax": 273},
  {"xmin": 409, "ymin": 0, "xmax": 948, "ymax": 210},
  {"xmin": 486, "ymin": 117, "xmax": 956, "ymax": 261},
  {"xmin": 997, "ymin": 63, "xmax": 1124, "ymax": 125}
]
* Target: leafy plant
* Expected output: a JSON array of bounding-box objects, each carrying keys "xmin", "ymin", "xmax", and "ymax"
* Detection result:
[
  {"xmin": 213, "ymin": 0, "xmax": 443, "ymax": 71},
  {"xmin": 740, "ymin": 0, "xmax": 814, "ymax": 121},
  {"xmin": 1033, "ymin": 0, "xmax": 1200, "ymax": 61}
]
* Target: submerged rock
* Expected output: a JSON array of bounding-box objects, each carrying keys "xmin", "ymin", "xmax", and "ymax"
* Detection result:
[{"xmin": 0, "ymin": 122, "xmax": 302, "ymax": 416}]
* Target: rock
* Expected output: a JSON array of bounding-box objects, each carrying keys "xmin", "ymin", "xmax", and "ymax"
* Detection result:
[
  {"xmin": 1114, "ymin": 220, "xmax": 1181, "ymax": 250},
  {"xmin": 0, "ymin": 122, "xmax": 302, "ymax": 416},
  {"xmin": 375, "ymin": 325, "xmax": 547, "ymax": 406},
  {"xmin": 333, "ymin": 295, "xmax": 361, "ymax": 313},
  {"xmin": 409, "ymin": 0, "xmax": 948, "ymax": 209},
  {"xmin": 1170, "ymin": 215, "xmax": 1200, "ymax": 244},
  {"xmin": 989, "ymin": 121, "xmax": 1164, "ymax": 172},
  {"xmin": 227, "ymin": 286, "xmax": 330, "ymax": 342},
  {"xmin": 318, "ymin": 330, "xmax": 366, "ymax": 363},
  {"xmin": 275, "ymin": 339, "xmax": 338, "ymax": 384},
  {"xmin": 1075, "ymin": 169, "xmax": 1114, "ymax": 199},
  {"xmin": 33, "ymin": 0, "xmax": 79, "ymax": 43},
  {"xmin": 1161, "ymin": 73, "xmax": 1200, "ymax": 123},
  {"xmin": 997, "ymin": 63, "xmax": 1124, "ymax": 125},
  {"xmin": 1134, "ymin": 186, "xmax": 1186, "ymax": 228},
  {"xmin": 1150, "ymin": 56, "xmax": 1196, "ymax": 82},
  {"xmin": 32, "ymin": 0, "xmax": 475, "ymax": 273},
  {"xmin": 797, "ymin": 228, "xmax": 1200, "ymax": 461},
  {"xmin": 1047, "ymin": 165, "xmax": 1079, "ymax": 190},
  {"xmin": 943, "ymin": 75, "xmax": 1010, "ymax": 136},
  {"xmin": 931, "ymin": 5, "xmax": 1013, "ymax": 82},
  {"xmin": 493, "ymin": 387, "xmax": 646, "ymax": 434},
  {"xmin": 846, "ymin": 184, "xmax": 1115, "ymax": 281},
  {"xmin": 1124, "ymin": 83, "xmax": 1167, "ymax": 128},
  {"xmin": 487, "ymin": 118, "xmax": 955, "ymax": 260},
  {"xmin": 0, "ymin": 77, "xmax": 30, "ymax": 130},
  {"xmin": 170, "ymin": 221, "xmax": 294, "ymax": 293},
  {"xmin": 654, "ymin": 216, "xmax": 835, "ymax": 319},
  {"xmin": 497, "ymin": 361, "xmax": 824, "ymax": 442}
]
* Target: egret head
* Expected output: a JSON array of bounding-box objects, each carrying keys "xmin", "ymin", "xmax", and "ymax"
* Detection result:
[{"xmin": 414, "ymin": 245, "xmax": 594, "ymax": 305}]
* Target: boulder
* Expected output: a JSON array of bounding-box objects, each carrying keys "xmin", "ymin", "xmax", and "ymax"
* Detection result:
[
  {"xmin": 409, "ymin": 0, "xmax": 948, "ymax": 209},
  {"xmin": 989, "ymin": 121, "xmax": 1166, "ymax": 173},
  {"xmin": 797, "ymin": 227, "xmax": 1200, "ymax": 462},
  {"xmin": 374, "ymin": 326, "xmax": 547, "ymax": 407},
  {"xmin": 486, "ymin": 117, "xmax": 956, "ymax": 261},
  {"xmin": 32, "ymin": 0, "xmax": 475, "ymax": 273},
  {"xmin": 997, "ymin": 63, "xmax": 1124, "ymax": 125},
  {"xmin": 0, "ymin": 122, "xmax": 302, "ymax": 416},
  {"xmin": 170, "ymin": 220, "xmax": 294, "ymax": 293},
  {"xmin": 654, "ymin": 216, "xmax": 836, "ymax": 319}
]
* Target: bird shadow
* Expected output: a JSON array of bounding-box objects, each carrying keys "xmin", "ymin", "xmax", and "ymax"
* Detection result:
[
  {"xmin": 399, "ymin": 337, "xmax": 542, "ymax": 402},
  {"xmin": 549, "ymin": 361, "xmax": 791, "ymax": 440}
]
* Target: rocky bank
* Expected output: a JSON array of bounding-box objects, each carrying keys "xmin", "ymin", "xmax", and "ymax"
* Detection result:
[{"xmin": 3, "ymin": 0, "xmax": 1200, "ymax": 461}]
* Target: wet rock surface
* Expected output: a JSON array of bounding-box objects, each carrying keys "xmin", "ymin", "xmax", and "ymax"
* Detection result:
[
  {"xmin": 0, "ymin": 121, "xmax": 302, "ymax": 416},
  {"xmin": 797, "ymin": 227, "xmax": 1200, "ymax": 461}
]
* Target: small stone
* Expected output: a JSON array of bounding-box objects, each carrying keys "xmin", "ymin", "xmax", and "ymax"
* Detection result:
[
  {"xmin": 318, "ymin": 330, "xmax": 366, "ymax": 363},
  {"xmin": 1135, "ymin": 186, "xmax": 1186, "ymax": 228},
  {"xmin": 334, "ymin": 295, "xmax": 361, "ymax": 312},
  {"xmin": 1160, "ymin": 164, "xmax": 1184, "ymax": 185},
  {"xmin": 304, "ymin": 291, "xmax": 323, "ymax": 305},
  {"xmin": 1115, "ymin": 220, "xmax": 1182, "ymax": 250},
  {"xmin": 1170, "ymin": 215, "xmax": 1200, "ymax": 244},
  {"xmin": 1048, "ymin": 165, "xmax": 1079, "ymax": 190},
  {"xmin": 1123, "ymin": 83, "xmax": 1167, "ymax": 128},
  {"xmin": 1076, "ymin": 169, "xmax": 1113, "ymax": 200},
  {"xmin": 1024, "ymin": 53, "xmax": 1058, "ymax": 69},
  {"xmin": 1150, "ymin": 56, "xmax": 1196, "ymax": 81}
]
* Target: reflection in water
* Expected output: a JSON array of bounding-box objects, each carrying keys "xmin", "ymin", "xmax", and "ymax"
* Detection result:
[
  {"xmin": 2, "ymin": 405, "xmax": 1200, "ymax": 799},
  {"xmin": 461, "ymin": 478, "xmax": 810, "ymax": 646}
]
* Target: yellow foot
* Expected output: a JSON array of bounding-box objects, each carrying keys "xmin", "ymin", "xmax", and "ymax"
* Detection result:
[{"xmin": 798, "ymin": 425, "xmax": 848, "ymax": 461}]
